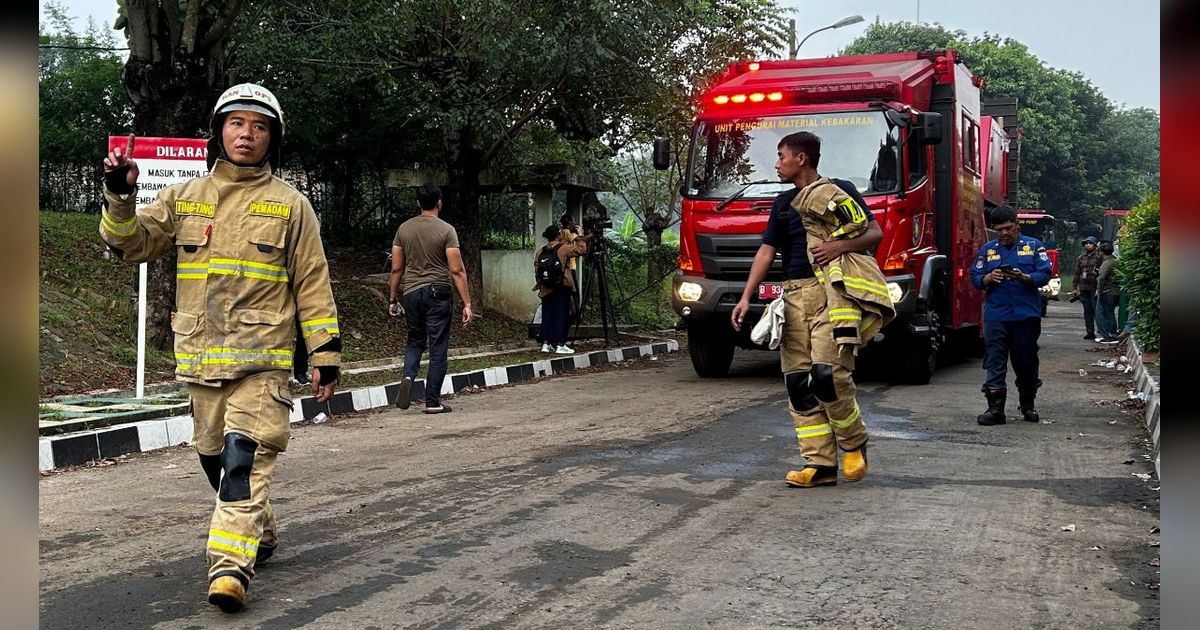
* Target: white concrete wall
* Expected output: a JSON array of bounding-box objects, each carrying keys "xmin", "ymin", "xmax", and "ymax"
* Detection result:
[{"xmin": 482, "ymin": 249, "xmax": 540, "ymax": 322}]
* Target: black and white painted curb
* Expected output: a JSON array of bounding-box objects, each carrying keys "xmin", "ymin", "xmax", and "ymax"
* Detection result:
[{"xmin": 39, "ymin": 340, "xmax": 679, "ymax": 471}]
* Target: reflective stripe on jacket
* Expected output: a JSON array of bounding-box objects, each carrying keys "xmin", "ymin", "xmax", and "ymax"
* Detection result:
[
  {"xmin": 790, "ymin": 178, "xmax": 895, "ymax": 349},
  {"xmin": 100, "ymin": 158, "xmax": 340, "ymax": 383}
]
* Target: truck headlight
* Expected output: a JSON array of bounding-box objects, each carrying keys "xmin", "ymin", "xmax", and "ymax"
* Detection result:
[
  {"xmin": 887, "ymin": 282, "xmax": 904, "ymax": 303},
  {"xmin": 678, "ymin": 282, "xmax": 703, "ymax": 302}
]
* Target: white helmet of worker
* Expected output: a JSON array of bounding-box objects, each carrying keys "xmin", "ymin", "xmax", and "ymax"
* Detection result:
[{"xmin": 206, "ymin": 83, "xmax": 285, "ymax": 170}]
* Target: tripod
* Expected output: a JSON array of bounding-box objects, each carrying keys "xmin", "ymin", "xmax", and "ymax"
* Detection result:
[{"xmin": 572, "ymin": 237, "xmax": 620, "ymax": 345}]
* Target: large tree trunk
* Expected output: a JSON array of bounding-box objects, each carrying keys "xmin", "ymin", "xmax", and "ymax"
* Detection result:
[
  {"xmin": 119, "ymin": 0, "xmax": 243, "ymax": 351},
  {"xmin": 444, "ymin": 125, "xmax": 485, "ymax": 311},
  {"xmin": 125, "ymin": 57, "xmax": 217, "ymax": 350}
]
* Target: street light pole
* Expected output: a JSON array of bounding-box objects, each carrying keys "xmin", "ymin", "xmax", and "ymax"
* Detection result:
[{"xmin": 793, "ymin": 14, "xmax": 865, "ymax": 57}]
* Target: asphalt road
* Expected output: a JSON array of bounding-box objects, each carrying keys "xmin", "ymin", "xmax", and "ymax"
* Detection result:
[{"xmin": 39, "ymin": 301, "xmax": 1159, "ymax": 629}]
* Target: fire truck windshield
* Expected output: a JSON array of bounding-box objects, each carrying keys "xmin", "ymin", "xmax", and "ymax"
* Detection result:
[{"xmin": 684, "ymin": 111, "xmax": 900, "ymax": 201}]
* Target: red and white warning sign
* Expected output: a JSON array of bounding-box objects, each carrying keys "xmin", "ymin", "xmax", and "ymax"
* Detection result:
[{"xmin": 107, "ymin": 136, "xmax": 209, "ymax": 208}]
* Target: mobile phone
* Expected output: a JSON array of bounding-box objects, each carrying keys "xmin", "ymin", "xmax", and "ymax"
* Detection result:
[{"xmin": 997, "ymin": 264, "xmax": 1016, "ymax": 273}]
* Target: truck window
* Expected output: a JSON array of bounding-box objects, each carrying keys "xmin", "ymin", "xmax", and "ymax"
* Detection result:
[
  {"xmin": 906, "ymin": 128, "xmax": 927, "ymax": 187},
  {"xmin": 962, "ymin": 114, "xmax": 979, "ymax": 174},
  {"xmin": 686, "ymin": 111, "xmax": 901, "ymax": 200}
]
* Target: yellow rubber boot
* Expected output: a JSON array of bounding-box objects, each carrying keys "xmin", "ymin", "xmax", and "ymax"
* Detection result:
[
  {"xmin": 842, "ymin": 446, "xmax": 868, "ymax": 482},
  {"xmin": 785, "ymin": 467, "xmax": 838, "ymax": 487},
  {"xmin": 207, "ymin": 575, "xmax": 246, "ymax": 613}
]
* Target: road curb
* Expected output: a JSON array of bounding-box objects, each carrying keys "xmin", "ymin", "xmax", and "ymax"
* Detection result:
[
  {"xmin": 38, "ymin": 340, "xmax": 679, "ymax": 471},
  {"xmin": 1124, "ymin": 336, "xmax": 1160, "ymax": 479}
]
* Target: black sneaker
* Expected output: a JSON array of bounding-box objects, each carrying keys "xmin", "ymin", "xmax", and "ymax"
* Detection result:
[
  {"xmin": 1083, "ymin": 334, "xmax": 1095, "ymax": 340},
  {"xmin": 1098, "ymin": 338, "xmax": 1120, "ymax": 345},
  {"xmin": 395, "ymin": 376, "xmax": 413, "ymax": 409},
  {"xmin": 423, "ymin": 403, "xmax": 452, "ymax": 414}
]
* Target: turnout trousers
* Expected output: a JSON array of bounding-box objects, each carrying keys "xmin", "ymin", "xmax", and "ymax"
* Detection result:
[
  {"xmin": 780, "ymin": 278, "xmax": 868, "ymax": 468},
  {"xmin": 190, "ymin": 370, "xmax": 292, "ymax": 587}
]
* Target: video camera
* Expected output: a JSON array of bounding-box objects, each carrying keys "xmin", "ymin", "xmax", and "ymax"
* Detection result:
[{"xmin": 582, "ymin": 213, "xmax": 612, "ymax": 235}]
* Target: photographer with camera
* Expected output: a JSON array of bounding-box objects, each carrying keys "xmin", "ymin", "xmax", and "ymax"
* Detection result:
[
  {"xmin": 971, "ymin": 205, "xmax": 1052, "ymax": 426},
  {"xmin": 535, "ymin": 224, "xmax": 588, "ymax": 353}
]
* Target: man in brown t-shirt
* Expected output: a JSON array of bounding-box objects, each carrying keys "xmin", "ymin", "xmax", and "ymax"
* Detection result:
[{"xmin": 388, "ymin": 183, "xmax": 473, "ymax": 413}]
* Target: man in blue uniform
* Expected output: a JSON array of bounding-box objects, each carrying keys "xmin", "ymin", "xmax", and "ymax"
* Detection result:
[{"xmin": 970, "ymin": 205, "xmax": 1052, "ymax": 425}]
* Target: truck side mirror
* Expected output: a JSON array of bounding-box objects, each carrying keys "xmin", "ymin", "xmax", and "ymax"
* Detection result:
[
  {"xmin": 917, "ymin": 112, "xmax": 943, "ymax": 145},
  {"xmin": 652, "ymin": 138, "xmax": 671, "ymax": 170}
]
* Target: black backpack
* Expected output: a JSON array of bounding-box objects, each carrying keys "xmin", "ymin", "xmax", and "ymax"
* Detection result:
[{"xmin": 536, "ymin": 244, "xmax": 565, "ymax": 288}]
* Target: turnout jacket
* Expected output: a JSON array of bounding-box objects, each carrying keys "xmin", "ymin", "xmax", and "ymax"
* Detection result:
[
  {"xmin": 788, "ymin": 177, "xmax": 895, "ymax": 349},
  {"xmin": 99, "ymin": 159, "xmax": 341, "ymax": 384}
]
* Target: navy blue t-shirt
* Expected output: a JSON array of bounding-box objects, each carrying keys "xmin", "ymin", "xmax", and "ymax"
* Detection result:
[{"xmin": 761, "ymin": 178, "xmax": 875, "ymax": 279}]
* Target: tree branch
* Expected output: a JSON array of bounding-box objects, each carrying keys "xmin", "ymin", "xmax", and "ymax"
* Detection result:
[
  {"xmin": 198, "ymin": 0, "xmax": 246, "ymax": 52},
  {"xmin": 480, "ymin": 76, "xmax": 566, "ymax": 166}
]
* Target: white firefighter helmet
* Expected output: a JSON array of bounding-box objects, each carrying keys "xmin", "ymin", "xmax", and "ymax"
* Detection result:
[{"xmin": 207, "ymin": 83, "xmax": 284, "ymax": 170}]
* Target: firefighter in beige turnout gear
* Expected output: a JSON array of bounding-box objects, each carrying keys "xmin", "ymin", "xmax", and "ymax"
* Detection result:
[
  {"xmin": 733, "ymin": 131, "xmax": 884, "ymax": 488},
  {"xmin": 100, "ymin": 84, "xmax": 340, "ymax": 613}
]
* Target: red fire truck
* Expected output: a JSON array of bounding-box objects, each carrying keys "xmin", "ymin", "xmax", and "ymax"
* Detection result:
[{"xmin": 654, "ymin": 50, "xmax": 1018, "ymax": 383}]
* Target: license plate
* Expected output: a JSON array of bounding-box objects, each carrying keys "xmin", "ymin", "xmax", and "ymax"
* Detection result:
[{"xmin": 757, "ymin": 282, "xmax": 782, "ymax": 300}]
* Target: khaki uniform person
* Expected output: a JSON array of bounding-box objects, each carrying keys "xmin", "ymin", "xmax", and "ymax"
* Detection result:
[
  {"xmin": 733, "ymin": 131, "xmax": 883, "ymax": 489},
  {"xmin": 99, "ymin": 84, "xmax": 340, "ymax": 613}
]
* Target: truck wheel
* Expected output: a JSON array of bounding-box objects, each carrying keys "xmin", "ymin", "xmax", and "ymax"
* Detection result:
[
  {"xmin": 899, "ymin": 282, "xmax": 946, "ymax": 385},
  {"xmin": 901, "ymin": 308, "xmax": 939, "ymax": 385},
  {"xmin": 688, "ymin": 321, "xmax": 735, "ymax": 378}
]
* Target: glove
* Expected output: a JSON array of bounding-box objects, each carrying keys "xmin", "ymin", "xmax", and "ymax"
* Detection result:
[
  {"xmin": 316, "ymin": 365, "xmax": 339, "ymax": 384},
  {"xmin": 389, "ymin": 300, "xmax": 404, "ymax": 317},
  {"xmin": 104, "ymin": 164, "xmax": 135, "ymax": 195}
]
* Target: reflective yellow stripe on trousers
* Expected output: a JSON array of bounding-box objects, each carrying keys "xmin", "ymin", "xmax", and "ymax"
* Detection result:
[
  {"xmin": 829, "ymin": 403, "xmax": 862, "ymax": 429},
  {"xmin": 207, "ymin": 529, "xmax": 258, "ymax": 559},
  {"xmin": 795, "ymin": 423, "xmax": 832, "ymax": 439}
]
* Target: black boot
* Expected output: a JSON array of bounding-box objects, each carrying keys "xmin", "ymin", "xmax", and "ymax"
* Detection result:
[
  {"xmin": 976, "ymin": 390, "xmax": 1006, "ymax": 425},
  {"xmin": 1018, "ymin": 390, "xmax": 1040, "ymax": 423}
]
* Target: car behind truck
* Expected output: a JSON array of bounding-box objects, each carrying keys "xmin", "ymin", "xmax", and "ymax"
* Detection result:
[{"xmin": 655, "ymin": 50, "xmax": 1019, "ymax": 383}]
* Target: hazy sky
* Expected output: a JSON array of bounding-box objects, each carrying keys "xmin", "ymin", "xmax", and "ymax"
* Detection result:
[{"xmin": 42, "ymin": 0, "xmax": 1160, "ymax": 110}]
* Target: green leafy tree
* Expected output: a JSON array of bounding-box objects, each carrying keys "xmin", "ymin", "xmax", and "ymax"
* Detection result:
[
  {"xmin": 39, "ymin": 2, "xmax": 132, "ymax": 212},
  {"xmin": 226, "ymin": 0, "xmax": 786, "ymax": 307},
  {"xmin": 1118, "ymin": 193, "xmax": 1159, "ymax": 352}
]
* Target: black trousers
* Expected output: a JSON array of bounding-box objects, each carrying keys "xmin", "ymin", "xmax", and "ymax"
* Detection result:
[
  {"xmin": 982, "ymin": 317, "xmax": 1042, "ymax": 395},
  {"xmin": 1079, "ymin": 289, "xmax": 1097, "ymax": 336},
  {"xmin": 539, "ymin": 289, "xmax": 571, "ymax": 346},
  {"xmin": 403, "ymin": 283, "xmax": 453, "ymax": 406}
]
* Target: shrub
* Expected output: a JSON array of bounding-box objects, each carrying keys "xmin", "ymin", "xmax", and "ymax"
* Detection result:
[{"xmin": 1117, "ymin": 193, "xmax": 1159, "ymax": 352}]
